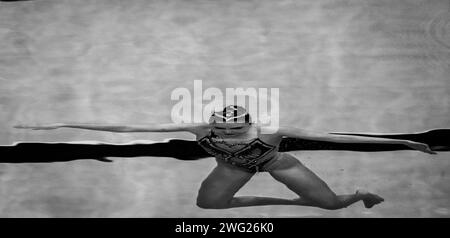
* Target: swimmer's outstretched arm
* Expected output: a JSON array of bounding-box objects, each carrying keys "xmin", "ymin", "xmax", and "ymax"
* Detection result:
[
  {"xmin": 278, "ymin": 127, "xmax": 436, "ymax": 154},
  {"xmin": 14, "ymin": 123, "xmax": 207, "ymax": 134}
]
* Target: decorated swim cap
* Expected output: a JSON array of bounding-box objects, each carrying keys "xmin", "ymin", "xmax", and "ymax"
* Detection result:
[{"xmin": 209, "ymin": 105, "xmax": 251, "ymax": 124}]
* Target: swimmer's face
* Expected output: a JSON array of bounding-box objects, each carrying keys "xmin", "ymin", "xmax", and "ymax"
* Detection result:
[{"xmin": 212, "ymin": 122, "xmax": 251, "ymax": 136}]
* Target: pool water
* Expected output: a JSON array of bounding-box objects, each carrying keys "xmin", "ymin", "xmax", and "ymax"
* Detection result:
[{"xmin": 0, "ymin": 0, "xmax": 449, "ymax": 217}]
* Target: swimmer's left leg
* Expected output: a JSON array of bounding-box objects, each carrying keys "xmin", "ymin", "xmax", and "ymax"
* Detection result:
[{"xmin": 269, "ymin": 153, "xmax": 384, "ymax": 210}]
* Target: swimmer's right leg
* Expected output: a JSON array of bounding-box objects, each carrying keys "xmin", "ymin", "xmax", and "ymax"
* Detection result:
[{"xmin": 196, "ymin": 162, "xmax": 304, "ymax": 209}]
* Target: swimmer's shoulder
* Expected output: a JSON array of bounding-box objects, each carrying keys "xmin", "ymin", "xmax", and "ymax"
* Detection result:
[
  {"xmin": 255, "ymin": 125, "xmax": 284, "ymax": 137},
  {"xmin": 255, "ymin": 124, "xmax": 284, "ymax": 145},
  {"xmin": 186, "ymin": 123, "xmax": 211, "ymax": 138}
]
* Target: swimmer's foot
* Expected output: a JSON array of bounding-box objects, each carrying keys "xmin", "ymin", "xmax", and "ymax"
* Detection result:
[{"xmin": 356, "ymin": 189, "xmax": 385, "ymax": 209}]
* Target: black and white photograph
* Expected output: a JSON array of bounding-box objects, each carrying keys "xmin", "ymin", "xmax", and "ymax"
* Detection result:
[{"xmin": 0, "ymin": 0, "xmax": 449, "ymax": 224}]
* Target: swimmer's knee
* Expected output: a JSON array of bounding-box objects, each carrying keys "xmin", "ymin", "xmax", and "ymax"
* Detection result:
[
  {"xmin": 196, "ymin": 197, "xmax": 230, "ymax": 209},
  {"xmin": 195, "ymin": 200, "xmax": 214, "ymax": 209}
]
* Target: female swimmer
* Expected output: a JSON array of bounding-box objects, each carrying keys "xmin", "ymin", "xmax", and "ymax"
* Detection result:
[{"xmin": 15, "ymin": 105, "xmax": 436, "ymax": 210}]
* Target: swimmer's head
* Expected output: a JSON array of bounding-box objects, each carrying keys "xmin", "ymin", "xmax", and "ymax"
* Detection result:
[{"xmin": 209, "ymin": 105, "xmax": 252, "ymax": 136}]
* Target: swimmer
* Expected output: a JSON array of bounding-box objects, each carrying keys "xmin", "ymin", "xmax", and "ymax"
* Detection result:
[{"xmin": 15, "ymin": 105, "xmax": 436, "ymax": 210}]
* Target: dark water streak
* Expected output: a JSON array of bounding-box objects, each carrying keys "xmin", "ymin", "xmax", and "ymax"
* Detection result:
[{"xmin": 1, "ymin": 129, "xmax": 448, "ymax": 163}]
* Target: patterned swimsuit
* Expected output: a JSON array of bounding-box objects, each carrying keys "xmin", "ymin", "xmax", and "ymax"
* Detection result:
[{"xmin": 197, "ymin": 130, "xmax": 278, "ymax": 172}]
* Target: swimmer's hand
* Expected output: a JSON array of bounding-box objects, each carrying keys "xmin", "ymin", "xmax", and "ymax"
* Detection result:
[
  {"xmin": 404, "ymin": 141, "xmax": 437, "ymax": 155},
  {"xmin": 14, "ymin": 123, "xmax": 63, "ymax": 130}
]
